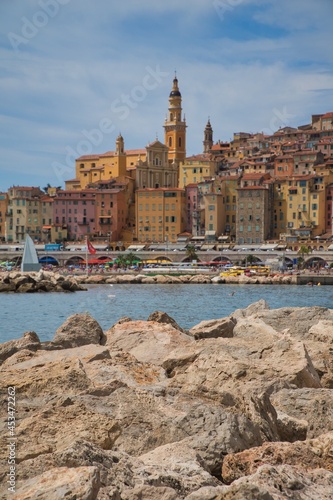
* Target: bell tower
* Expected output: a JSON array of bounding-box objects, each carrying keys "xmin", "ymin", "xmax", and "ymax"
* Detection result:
[
  {"xmin": 203, "ymin": 118, "xmax": 213, "ymax": 153},
  {"xmin": 115, "ymin": 133, "xmax": 126, "ymax": 176},
  {"xmin": 164, "ymin": 74, "xmax": 187, "ymax": 163}
]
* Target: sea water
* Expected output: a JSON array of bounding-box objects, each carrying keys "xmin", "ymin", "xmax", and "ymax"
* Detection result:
[{"xmin": 1, "ymin": 283, "xmax": 333, "ymax": 344}]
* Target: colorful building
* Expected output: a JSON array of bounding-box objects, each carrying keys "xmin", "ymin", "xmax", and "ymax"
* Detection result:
[{"xmin": 135, "ymin": 187, "xmax": 186, "ymax": 243}]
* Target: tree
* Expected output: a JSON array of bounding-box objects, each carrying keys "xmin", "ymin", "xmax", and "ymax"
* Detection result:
[
  {"xmin": 185, "ymin": 244, "xmax": 198, "ymax": 262},
  {"xmin": 125, "ymin": 252, "xmax": 137, "ymax": 266},
  {"xmin": 297, "ymin": 245, "xmax": 311, "ymax": 269},
  {"xmin": 242, "ymin": 254, "xmax": 258, "ymax": 266},
  {"xmin": 115, "ymin": 254, "xmax": 127, "ymax": 269}
]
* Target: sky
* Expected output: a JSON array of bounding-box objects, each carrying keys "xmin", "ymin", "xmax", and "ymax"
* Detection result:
[{"xmin": 0, "ymin": 0, "xmax": 332, "ymax": 192}]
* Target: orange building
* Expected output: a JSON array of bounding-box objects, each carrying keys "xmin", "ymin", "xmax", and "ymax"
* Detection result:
[{"xmin": 136, "ymin": 187, "xmax": 186, "ymax": 243}]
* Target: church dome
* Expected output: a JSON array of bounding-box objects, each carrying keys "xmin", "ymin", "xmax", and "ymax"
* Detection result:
[{"xmin": 169, "ymin": 76, "xmax": 181, "ymax": 97}]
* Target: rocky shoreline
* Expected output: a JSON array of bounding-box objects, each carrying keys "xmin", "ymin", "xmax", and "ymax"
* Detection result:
[
  {"xmin": 1, "ymin": 301, "xmax": 332, "ymax": 498},
  {"xmin": 0, "ymin": 270, "xmax": 300, "ymax": 292}
]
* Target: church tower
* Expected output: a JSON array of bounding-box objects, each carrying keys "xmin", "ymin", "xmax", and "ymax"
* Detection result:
[
  {"xmin": 164, "ymin": 74, "xmax": 187, "ymax": 163},
  {"xmin": 203, "ymin": 118, "xmax": 213, "ymax": 153},
  {"xmin": 115, "ymin": 133, "xmax": 127, "ymax": 177}
]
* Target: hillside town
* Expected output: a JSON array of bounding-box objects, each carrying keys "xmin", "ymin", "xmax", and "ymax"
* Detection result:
[{"xmin": 1, "ymin": 75, "xmax": 333, "ymax": 252}]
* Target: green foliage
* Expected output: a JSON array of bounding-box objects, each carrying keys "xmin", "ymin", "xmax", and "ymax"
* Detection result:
[{"xmin": 185, "ymin": 244, "xmax": 198, "ymax": 262}]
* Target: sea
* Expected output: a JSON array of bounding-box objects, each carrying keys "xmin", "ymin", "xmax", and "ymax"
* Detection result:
[{"xmin": 1, "ymin": 283, "xmax": 333, "ymax": 344}]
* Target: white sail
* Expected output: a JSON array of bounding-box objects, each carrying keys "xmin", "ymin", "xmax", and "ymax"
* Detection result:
[{"xmin": 21, "ymin": 234, "xmax": 42, "ymax": 272}]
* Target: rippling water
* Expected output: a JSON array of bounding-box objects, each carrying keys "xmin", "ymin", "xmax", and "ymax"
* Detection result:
[{"xmin": 1, "ymin": 283, "xmax": 333, "ymax": 344}]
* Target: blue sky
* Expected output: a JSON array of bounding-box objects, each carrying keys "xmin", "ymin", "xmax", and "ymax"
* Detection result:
[{"xmin": 0, "ymin": 0, "xmax": 332, "ymax": 191}]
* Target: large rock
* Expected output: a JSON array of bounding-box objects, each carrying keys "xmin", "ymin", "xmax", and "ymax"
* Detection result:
[
  {"xmin": 147, "ymin": 310, "xmax": 187, "ymax": 334},
  {"xmin": 14, "ymin": 466, "xmax": 100, "ymax": 500},
  {"xmin": 52, "ymin": 313, "xmax": 105, "ymax": 348},
  {"xmin": 0, "ymin": 331, "xmax": 40, "ymax": 365},
  {"xmin": 189, "ymin": 317, "xmax": 235, "ymax": 340},
  {"xmin": 105, "ymin": 319, "xmax": 194, "ymax": 365},
  {"xmin": 186, "ymin": 466, "xmax": 333, "ymax": 499},
  {"xmin": 270, "ymin": 388, "xmax": 333, "ymax": 439},
  {"xmin": 242, "ymin": 305, "xmax": 333, "ymax": 386},
  {"xmin": 1, "ymin": 303, "xmax": 333, "ymax": 499},
  {"xmin": 222, "ymin": 432, "xmax": 333, "ymax": 484}
]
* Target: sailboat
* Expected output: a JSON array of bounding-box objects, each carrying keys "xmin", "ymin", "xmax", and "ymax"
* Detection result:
[{"xmin": 21, "ymin": 234, "xmax": 42, "ymax": 272}]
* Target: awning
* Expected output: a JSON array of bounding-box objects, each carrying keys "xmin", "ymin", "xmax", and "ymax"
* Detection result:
[
  {"xmin": 276, "ymin": 245, "xmax": 287, "ymax": 250},
  {"xmin": 327, "ymin": 244, "xmax": 333, "ymax": 250},
  {"xmin": 127, "ymin": 245, "xmax": 146, "ymax": 251},
  {"xmin": 259, "ymin": 244, "xmax": 278, "ymax": 250},
  {"xmin": 42, "ymin": 225, "xmax": 52, "ymax": 229},
  {"xmin": 218, "ymin": 236, "xmax": 230, "ymax": 241},
  {"xmin": 201, "ymin": 244, "xmax": 216, "ymax": 250},
  {"xmin": 205, "ymin": 230, "xmax": 216, "ymax": 236},
  {"xmin": 191, "ymin": 236, "xmax": 205, "ymax": 241},
  {"xmin": 148, "ymin": 243, "xmax": 187, "ymax": 251},
  {"xmin": 233, "ymin": 245, "xmax": 261, "ymax": 251}
]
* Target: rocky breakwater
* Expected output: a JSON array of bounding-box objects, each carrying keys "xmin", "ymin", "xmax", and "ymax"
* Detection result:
[
  {"xmin": 0, "ymin": 302, "xmax": 333, "ymax": 499},
  {"xmin": 0, "ymin": 270, "xmax": 86, "ymax": 293},
  {"xmin": 76, "ymin": 272, "xmax": 297, "ymax": 285}
]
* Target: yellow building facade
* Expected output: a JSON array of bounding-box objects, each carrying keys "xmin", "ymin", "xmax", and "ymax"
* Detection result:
[
  {"xmin": 66, "ymin": 134, "xmax": 146, "ymax": 190},
  {"xmin": 136, "ymin": 188, "xmax": 186, "ymax": 243},
  {"xmin": 179, "ymin": 154, "xmax": 217, "ymax": 188}
]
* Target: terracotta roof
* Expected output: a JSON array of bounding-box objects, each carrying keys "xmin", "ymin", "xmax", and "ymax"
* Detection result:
[
  {"xmin": 77, "ymin": 154, "xmax": 101, "ymax": 160},
  {"xmin": 242, "ymin": 173, "xmax": 268, "ymax": 180}
]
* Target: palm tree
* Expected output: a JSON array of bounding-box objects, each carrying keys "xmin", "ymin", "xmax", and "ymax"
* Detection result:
[
  {"xmin": 297, "ymin": 245, "xmax": 311, "ymax": 269},
  {"xmin": 125, "ymin": 252, "xmax": 137, "ymax": 266},
  {"xmin": 185, "ymin": 244, "xmax": 198, "ymax": 262},
  {"xmin": 242, "ymin": 254, "xmax": 258, "ymax": 266},
  {"xmin": 115, "ymin": 254, "xmax": 127, "ymax": 269}
]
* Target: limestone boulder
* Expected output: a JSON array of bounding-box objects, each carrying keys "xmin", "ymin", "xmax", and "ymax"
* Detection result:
[
  {"xmin": 52, "ymin": 312, "xmax": 105, "ymax": 348},
  {"xmin": 270, "ymin": 388, "xmax": 333, "ymax": 439},
  {"xmin": 189, "ymin": 317, "xmax": 235, "ymax": 340},
  {"xmin": 0, "ymin": 281, "xmax": 16, "ymax": 292},
  {"xmin": 186, "ymin": 466, "xmax": 333, "ymax": 499},
  {"xmin": 0, "ymin": 331, "xmax": 40, "ymax": 365},
  {"xmin": 189, "ymin": 275, "xmax": 212, "ymax": 283},
  {"xmin": 231, "ymin": 298, "xmax": 270, "ymax": 320},
  {"xmin": 246, "ymin": 306, "xmax": 333, "ymax": 386},
  {"xmin": 222, "ymin": 432, "xmax": 333, "ymax": 484},
  {"xmin": 84, "ymin": 275, "xmax": 106, "ymax": 284},
  {"xmin": 138, "ymin": 441, "xmax": 220, "ymax": 495},
  {"xmin": 11, "ymin": 400, "xmax": 120, "ymax": 463},
  {"xmin": 147, "ymin": 310, "xmax": 187, "ymax": 334},
  {"xmin": 16, "ymin": 282, "xmax": 36, "ymax": 293},
  {"xmin": 141, "ymin": 276, "xmax": 156, "ymax": 283},
  {"xmin": 105, "ymin": 319, "xmax": 194, "ymax": 365},
  {"xmin": 13, "ymin": 466, "xmax": 100, "ymax": 500}
]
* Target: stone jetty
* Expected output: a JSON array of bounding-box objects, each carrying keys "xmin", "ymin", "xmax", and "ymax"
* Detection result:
[
  {"xmin": 1, "ymin": 301, "xmax": 333, "ymax": 498},
  {"xmin": 0, "ymin": 270, "xmax": 300, "ymax": 293}
]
